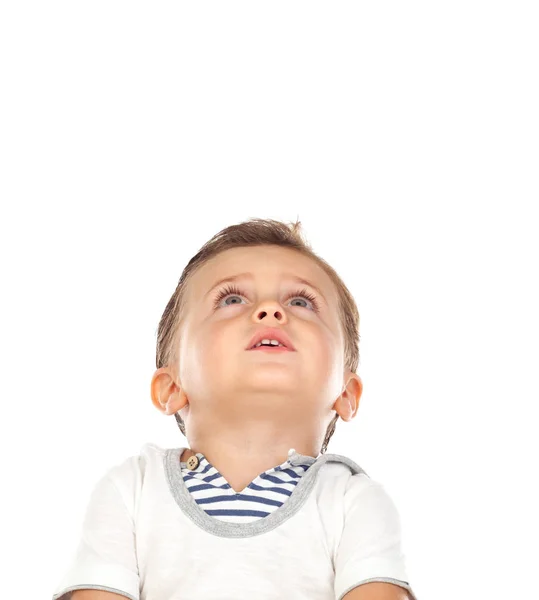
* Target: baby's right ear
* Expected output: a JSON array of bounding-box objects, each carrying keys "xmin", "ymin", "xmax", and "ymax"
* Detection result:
[{"xmin": 150, "ymin": 367, "xmax": 180, "ymax": 415}]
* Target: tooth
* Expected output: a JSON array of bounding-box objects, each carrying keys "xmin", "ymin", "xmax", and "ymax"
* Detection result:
[{"xmin": 253, "ymin": 339, "xmax": 284, "ymax": 348}]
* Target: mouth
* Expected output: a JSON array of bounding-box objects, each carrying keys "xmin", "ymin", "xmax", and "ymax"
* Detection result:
[
  {"xmin": 248, "ymin": 345, "xmax": 292, "ymax": 352},
  {"xmin": 246, "ymin": 328, "xmax": 296, "ymax": 351}
]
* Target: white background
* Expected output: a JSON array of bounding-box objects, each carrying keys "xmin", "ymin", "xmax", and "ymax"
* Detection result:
[{"xmin": 1, "ymin": 2, "xmax": 538, "ymax": 599}]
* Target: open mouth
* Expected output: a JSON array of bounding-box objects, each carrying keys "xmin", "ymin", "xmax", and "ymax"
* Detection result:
[
  {"xmin": 249, "ymin": 345, "xmax": 291, "ymax": 352},
  {"xmin": 246, "ymin": 328, "xmax": 295, "ymax": 351}
]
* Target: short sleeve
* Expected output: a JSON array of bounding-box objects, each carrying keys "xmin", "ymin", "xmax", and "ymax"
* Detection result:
[
  {"xmin": 52, "ymin": 471, "xmax": 140, "ymax": 600},
  {"xmin": 334, "ymin": 475, "xmax": 418, "ymax": 600}
]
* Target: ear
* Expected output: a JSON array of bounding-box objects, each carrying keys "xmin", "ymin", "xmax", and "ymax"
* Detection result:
[
  {"xmin": 150, "ymin": 367, "xmax": 188, "ymax": 415},
  {"xmin": 333, "ymin": 371, "xmax": 362, "ymax": 422}
]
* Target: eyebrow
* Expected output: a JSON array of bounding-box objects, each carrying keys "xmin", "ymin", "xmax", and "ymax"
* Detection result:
[{"xmin": 203, "ymin": 271, "xmax": 328, "ymax": 305}]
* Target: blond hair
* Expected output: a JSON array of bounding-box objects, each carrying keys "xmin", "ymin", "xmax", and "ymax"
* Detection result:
[{"xmin": 155, "ymin": 217, "xmax": 360, "ymax": 454}]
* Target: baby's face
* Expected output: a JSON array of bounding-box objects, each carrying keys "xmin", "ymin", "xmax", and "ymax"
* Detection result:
[{"xmin": 175, "ymin": 245, "xmax": 346, "ymax": 428}]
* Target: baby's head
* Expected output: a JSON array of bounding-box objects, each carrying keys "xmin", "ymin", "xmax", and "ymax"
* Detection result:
[{"xmin": 151, "ymin": 217, "xmax": 362, "ymax": 456}]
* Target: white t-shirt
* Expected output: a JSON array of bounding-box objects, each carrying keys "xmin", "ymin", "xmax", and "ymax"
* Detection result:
[{"xmin": 52, "ymin": 443, "xmax": 417, "ymax": 600}]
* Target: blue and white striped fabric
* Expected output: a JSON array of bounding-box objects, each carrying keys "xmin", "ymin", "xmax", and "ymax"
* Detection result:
[{"xmin": 180, "ymin": 449, "xmax": 319, "ymax": 523}]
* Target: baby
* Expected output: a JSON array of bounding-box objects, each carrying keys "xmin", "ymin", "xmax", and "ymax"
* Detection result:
[{"xmin": 52, "ymin": 218, "xmax": 418, "ymax": 600}]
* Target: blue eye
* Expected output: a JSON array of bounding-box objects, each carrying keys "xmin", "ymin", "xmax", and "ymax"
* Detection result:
[{"xmin": 212, "ymin": 284, "xmax": 320, "ymax": 312}]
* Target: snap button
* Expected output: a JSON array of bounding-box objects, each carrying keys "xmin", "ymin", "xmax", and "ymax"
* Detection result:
[{"xmin": 187, "ymin": 455, "xmax": 200, "ymax": 470}]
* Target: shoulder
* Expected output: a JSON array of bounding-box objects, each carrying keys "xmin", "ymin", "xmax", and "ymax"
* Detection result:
[
  {"xmin": 94, "ymin": 442, "xmax": 169, "ymax": 511},
  {"xmin": 316, "ymin": 462, "xmax": 399, "ymax": 525},
  {"xmin": 104, "ymin": 442, "xmax": 168, "ymax": 479},
  {"xmin": 342, "ymin": 472, "xmax": 403, "ymax": 532},
  {"xmin": 314, "ymin": 452, "xmax": 375, "ymax": 503}
]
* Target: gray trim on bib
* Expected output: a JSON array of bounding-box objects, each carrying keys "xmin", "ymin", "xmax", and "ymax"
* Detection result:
[{"xmin": 164, "ymin": 447, "xmax": 368, "ymax": 538}]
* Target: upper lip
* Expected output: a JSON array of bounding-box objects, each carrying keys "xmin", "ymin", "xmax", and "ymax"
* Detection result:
[{"xmin": 246, "ymin": 327, "xmax": 296, "ymax": 351}]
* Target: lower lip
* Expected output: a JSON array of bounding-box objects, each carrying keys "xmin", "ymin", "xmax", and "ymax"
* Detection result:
[{"xmin": 249, "ymin": 346, "xmax": 291, "ymax": 352}]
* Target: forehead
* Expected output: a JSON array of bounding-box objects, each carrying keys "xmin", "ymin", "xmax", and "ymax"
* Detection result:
[{"xmin": 187, "ymin": 245, "xmax": 337, "ymax": 304}]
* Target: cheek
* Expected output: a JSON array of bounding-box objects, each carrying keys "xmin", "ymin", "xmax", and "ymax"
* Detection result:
[
  {"xmin": 179, "ymin": 329, "xmax": 235, "ymax": 392},
  {"xmin": 312, "ymin": 338, "xmax": 339, "ymax": 373},
  {"xmin": 308, "ymin": 334, "xmax": 345, "ymax": 397},
  {"xmin": 191, "ymin": 321, "xmax": 239, "ymax": 364},
  {"xmin": 304, "ymin": 324, "xmax": 338, "ymax": 364}
]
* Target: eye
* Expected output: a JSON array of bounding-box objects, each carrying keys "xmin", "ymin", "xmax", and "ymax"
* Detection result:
[
  {"xmin": 212, "ymin": 284, "xmax": 245, "ymax": 309},
  {"xmin": 212, "ymin": 284, "xmax": 320, "ymax": 312},
  {"xmin": 286, "ymin": 288, "xmax": 319, "ymax": 312}
]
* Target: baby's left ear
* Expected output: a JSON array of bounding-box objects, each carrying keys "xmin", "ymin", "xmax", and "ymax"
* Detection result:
[{"xmin": 341, "ymin": 373, "xmax": 362, "ymax": 419}]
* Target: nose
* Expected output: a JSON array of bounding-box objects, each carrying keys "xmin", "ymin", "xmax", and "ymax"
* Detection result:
[{"xmin": 252, "ymin": 299, "xmax": 288, "ymax": 324}]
